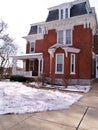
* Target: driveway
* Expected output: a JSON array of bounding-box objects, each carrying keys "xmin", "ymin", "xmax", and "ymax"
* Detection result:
[{"xmin": 0, "ymin": 82, "xmax": 98, "ymax": 130}]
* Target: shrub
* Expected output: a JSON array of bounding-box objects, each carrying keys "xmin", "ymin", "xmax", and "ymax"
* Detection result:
[{"xmin": 10, "ymin": 75, "xmax": 27, "ymax": 82}]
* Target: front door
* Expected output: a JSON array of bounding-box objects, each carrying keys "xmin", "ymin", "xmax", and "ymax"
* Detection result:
[
  {"xmin": 96, "ymin": 59, "xmax": 98, "ymax": 78},
  {"xmin": 30, "ymin": 60, "xmax": 38, "ymax": 76}
]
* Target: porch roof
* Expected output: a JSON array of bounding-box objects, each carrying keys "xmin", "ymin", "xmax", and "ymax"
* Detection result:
[{"xmin": 12, "ymin": 53, "xmax": 43, "ymax": 60}]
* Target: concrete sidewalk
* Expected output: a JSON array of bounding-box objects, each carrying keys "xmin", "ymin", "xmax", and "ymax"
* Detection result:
[{"xmin": 0, "ymin": 83, "xmax": 98, "ymax": 130}]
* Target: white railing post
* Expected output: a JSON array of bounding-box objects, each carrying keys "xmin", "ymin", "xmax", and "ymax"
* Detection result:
[
  {"xmin": 38, "ymin": 58, "xmax": 41, "ymax": 76},
  {"xmin": 12, "ymin": 58, "xmax": 17, "ymax": 75}
]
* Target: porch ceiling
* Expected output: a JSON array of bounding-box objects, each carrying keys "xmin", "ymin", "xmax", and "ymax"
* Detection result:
[{"xmin": 12, "ymin": 53, "xmax": 43, "ymax": 60}]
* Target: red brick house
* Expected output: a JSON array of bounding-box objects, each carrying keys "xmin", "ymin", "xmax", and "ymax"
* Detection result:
[{"xmin": 12, "ymin": 0, "xmax": 98, "ymax": 85}]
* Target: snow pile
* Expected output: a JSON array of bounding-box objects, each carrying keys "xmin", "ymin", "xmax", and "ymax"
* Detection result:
[
  {"xmin": 0, "ymin": 82, "xmax": 82, "ymax": 114},
  {"xmin": 65, "ymin": 85, "xmax": 91, "ymax": 93}
]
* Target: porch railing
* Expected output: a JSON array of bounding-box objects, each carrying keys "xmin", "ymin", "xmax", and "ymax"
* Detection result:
[{"xmin": 12, "ymin": 70, "xmax": 32, "ymax": 77}]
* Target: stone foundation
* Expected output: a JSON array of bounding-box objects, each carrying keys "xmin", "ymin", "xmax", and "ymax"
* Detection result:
[{"xmin": 45, "ymin": 77, "xmax": 92, "ymax": 85}]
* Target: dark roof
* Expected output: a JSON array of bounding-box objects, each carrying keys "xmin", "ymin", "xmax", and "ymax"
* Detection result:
[
  {"xmin": 70, "ymin": 2, "xmax": 87, "ymax": 17},
  {"xmin": 46, "ymin": 2, "xmax": 88, "ymax": 22},
  {"xmin": 46, "ymin": 9, "xmax": 59, "ymax": 22},
  {"xmin": 28, "ymin": 25, "xmax": 37, "ymax": 35}
]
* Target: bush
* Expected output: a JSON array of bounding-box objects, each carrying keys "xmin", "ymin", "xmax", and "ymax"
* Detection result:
[{"xmin": 10, "ymin": 75, "xmax": 27, "ymax": 82}]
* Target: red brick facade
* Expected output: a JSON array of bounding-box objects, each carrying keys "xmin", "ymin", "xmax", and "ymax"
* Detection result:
[{"xmin": 26, "ymin": 24, "xmax": 93, "ymax": 84}]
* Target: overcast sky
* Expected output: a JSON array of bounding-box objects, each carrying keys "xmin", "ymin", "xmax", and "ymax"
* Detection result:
[{"xmin": 0, "ymin": 0, "xmax": 98, "ymax": 52}]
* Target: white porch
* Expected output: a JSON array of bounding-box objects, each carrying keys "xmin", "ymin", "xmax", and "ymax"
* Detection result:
[{"xmin": 12, "ymin": 53, "xmax": 43, "ymax": 77}]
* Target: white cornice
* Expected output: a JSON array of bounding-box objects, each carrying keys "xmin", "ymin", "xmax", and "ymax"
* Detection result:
[
  {"xmin": 23, "ymin": 33, "xmax": 43, "ymax": 42},
  {"xmin": 23, "ymin": 14, "xmax": 97, "ymax": 42},
  {"xmin": 40, "ymin": 14, "xmax": 97, "ymax": 35}
]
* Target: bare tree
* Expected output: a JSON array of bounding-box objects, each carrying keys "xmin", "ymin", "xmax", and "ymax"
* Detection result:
[{"xmin": 0, "ymin": 20, "xmax": 18, "ymax": 78}]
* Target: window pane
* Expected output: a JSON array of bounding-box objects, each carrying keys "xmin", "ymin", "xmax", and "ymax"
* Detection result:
[
  {"xmin": 66, "ymin": 29, "xmax": 71, "ymax": 37},
  {"xmin": 58, "ymin": 30, "xmax": 63, "ymax": 44},
  {"xmin": 57, "ymin": 55, "xmax": 62, "ymax": 64},
  {"xmin": 31, "ymin": 42, "xmax": 34, "ymax": 52},
  {"xmin": 38, "ymin": 27, "xmax": 42, "ymax": 33},
  {"xmin": 72, "ymin": 55, "xmax": 74, "ymax": 64},
  {"xmin": 66, "ymin": 29, "xmax": 71, "ymax": 44},
  {"xmin": 56, "ymin": 54, "xmax": 64, "ymax": 73},
  {"xmin": 65, "ymin": 8, "xmax": 68, "ymax": 18},
  {"xmin": 70, "ymin": 54, "xmax": 75, "ymax": 73},
  {"xmin": 61, "ymin": 9, "xmax": 63, "ymax": 19},
  {"xmin": 57, "ymin": 64, "xmax": 62, "ymax": 72}
]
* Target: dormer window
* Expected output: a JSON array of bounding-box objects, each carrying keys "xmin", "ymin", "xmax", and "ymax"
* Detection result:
[
  {"xmin": 65, "ymin": 8, "xmax": 68, "ymax": 18},
  {"xmin": 60, "ymin": 8, "xmax": 69, "ymax": 19}
]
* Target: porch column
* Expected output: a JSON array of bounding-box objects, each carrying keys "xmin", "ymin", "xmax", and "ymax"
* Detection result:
[
  {"xmin": 23, "ymin": 60, "xmax": 26, "ymax": 71},
  {"xmin": 38, "ymin": 58, "xmax": 41, "ymax": 76},
  {"xmin": 12, "ymin": 58, "xmax": 17, "ymax": 75},
  {"xmin": 41, "ymin": 58, "xmax": 43, "ymax": 74}
]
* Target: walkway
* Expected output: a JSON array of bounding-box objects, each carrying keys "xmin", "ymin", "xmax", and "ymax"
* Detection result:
[{"xmin": 0, "ymin": 82, "xmax": 98, "ymax": 130}]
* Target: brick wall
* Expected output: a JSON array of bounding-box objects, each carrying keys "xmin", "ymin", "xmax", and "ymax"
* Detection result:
[
  {"xmin": 25, "ymin": 25, "xmax": 92, "ymax": 80},
  {"xmin": 73, "ymin": 25, "xmax": 92, "ymax": 79}
]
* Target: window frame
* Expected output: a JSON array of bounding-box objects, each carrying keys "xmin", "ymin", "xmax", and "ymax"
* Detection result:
[
  {"xmin": 30, "ymin": 41, "xmax": 35, "ymax": 53},
  {"xmin": 55, "ymin": 53, "xmax": 64, "ymax": 74},
  {"xmin": 65, "ymin": 8, "xmax": 68, "ymax": 18},
  {"xmin": 70, "ymin": 54, "xmax": 75, "ymax": 74},
  {"xmin": 66, "ymin": 29, "xmax": 72, "ymax": 45},
  {"xmin": 37, "ymin": 26, "xmax": 42, "ymax": 34},
  {"xmin": 60, "ymin": 8, "xmax": 69, "ymax": 19},
  {"xmin": 57, "ymin": 29, "xmax": 72, "ymax": 45}
]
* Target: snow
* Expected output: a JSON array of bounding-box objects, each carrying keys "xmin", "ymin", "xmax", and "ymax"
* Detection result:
[
  {"xmin": 64, "ymin": 85, "xmax": 91, "ymax": 93},
  {"xmin": 30, "ymin": 82, "xmax": 91, "ymax": 93},
  {"xmin": 0, "ymin": 82, "xmax": 83, "ymax": 114}
]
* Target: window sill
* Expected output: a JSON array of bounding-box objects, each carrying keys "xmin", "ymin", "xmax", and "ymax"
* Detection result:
[
  {"xmin": 55, "ymin": 72, "xmax": 64, "ymax": 74},
  {"xmin": 70, "ymin": 72, "xmax": 76, "ymax": 75}
]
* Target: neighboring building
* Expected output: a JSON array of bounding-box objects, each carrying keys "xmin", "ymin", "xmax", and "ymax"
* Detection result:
[{"xmin": 12, "ymin": 0, "xmax": 98, "ymax": 85}]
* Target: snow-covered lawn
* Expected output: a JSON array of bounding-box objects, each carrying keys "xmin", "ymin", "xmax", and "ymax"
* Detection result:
[{"xmin": 0, "ymin": 82, "xmax": 83, "ymax": 114}]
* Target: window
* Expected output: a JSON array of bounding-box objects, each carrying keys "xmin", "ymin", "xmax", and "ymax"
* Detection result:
[
  {"xmin": 58, "ymin": 30, "xmax": 63, "ymax": 44},
  {"xmin": 65, "ymin": 8, "xmax": 68, "ymax": 18},
  {"xmin": 55, "ymin": 54, "xmax": 64, "ymax": 74},
  {"xmin": 30, "ymin": 60, "xmax": 34, "ymax": 71},
  {"xmin": 57, "ymin": 29, "xmax": 72, "ymax": 45},
  {"xmin": 38, "ymin": 27, "xmax": 42, "ymax": 34},
  {"xmin": 30, "ymin": 42, "xmax": 35, "ymax": 53},
  {"xmin": 70, "ymin": 54, "xmax": 75, "ymax": 74},
  {"xmin": 66, "ymin": 29, "xmax": 71, "ymax": 44},
  {"xmin": 60, "ymin": 8, "xmax": 69, "ymax": 19},
  {"xmin": 61, "ymin": 9, "xmax": 64, "ymax": 19}
]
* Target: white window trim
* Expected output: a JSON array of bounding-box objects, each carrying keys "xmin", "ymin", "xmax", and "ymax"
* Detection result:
[
  {"xmin": 59, "ymin": 7, "xmax": 70, "ymax": 20},
  {"xmin": 57, "ymin": 29, "xmax": 72, "ymax": 46},
  {"xmin": 70, "ymin": 54, "xmax": 75, "ymax": 74},
  {"xmin": 55, "ymin": 53, "xmax": 64, "ymax": 74},
  {"xmin": 30, "ymin": 41, "xmax": 35, "ymax": 53},
  {"xmin": 37, "ymin": 26, "xmax": 42, "ymax": 34}
]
